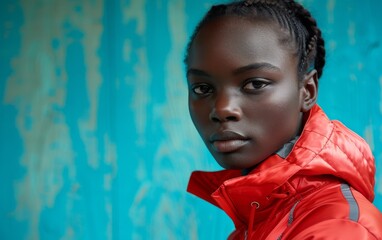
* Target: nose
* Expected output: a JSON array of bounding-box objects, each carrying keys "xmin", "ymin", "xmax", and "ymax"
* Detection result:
[{"xmin": 209, "ymin": 91, "xmax": 242, "ymax": 122}]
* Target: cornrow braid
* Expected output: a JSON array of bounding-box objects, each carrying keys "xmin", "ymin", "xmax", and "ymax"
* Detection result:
[
  {"xmin": 285, "ymin": 0, "xmax": 326, "ymax": 78},
  {"xmin": 184, "ymin": 0, "xmax": 326, "ymax": 80}
]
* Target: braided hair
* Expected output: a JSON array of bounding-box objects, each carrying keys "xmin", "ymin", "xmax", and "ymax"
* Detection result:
[{"xmin": 184, "ymin": 0, "xmax": 326, "ymax": 80}]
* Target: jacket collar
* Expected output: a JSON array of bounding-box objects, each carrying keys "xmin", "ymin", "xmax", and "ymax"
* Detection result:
[{"xmin": 187, "ymin": 105, "xmax": 375, "ymax": 227}]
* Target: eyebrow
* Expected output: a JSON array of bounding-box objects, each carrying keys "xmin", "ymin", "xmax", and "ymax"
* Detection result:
[
  {"xmin": 186, "ymin": 68, "xmax": 211, "ymax": 78},
  {"xmin": 187, "ymin": 62, "xmax": 281, "ymax": 78},
  {"xmin": 232, "ymin": 62, "xmax": 281, "ymax": 75}
]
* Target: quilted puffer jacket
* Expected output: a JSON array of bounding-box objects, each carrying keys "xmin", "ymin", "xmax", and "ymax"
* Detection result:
[{"xmin": 187, "ymin": 105, "xmax": 382, "ymax": 239}]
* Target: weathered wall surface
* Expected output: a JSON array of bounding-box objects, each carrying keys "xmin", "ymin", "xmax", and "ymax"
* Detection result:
[{"xmin": 0, "ymin": 0, "xmax": 381, "ymax": 239}]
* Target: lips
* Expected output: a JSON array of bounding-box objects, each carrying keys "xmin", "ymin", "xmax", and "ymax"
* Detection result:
[{"xmin": 209, "ymin": 130, "xmax": 249, "ymax": 153}]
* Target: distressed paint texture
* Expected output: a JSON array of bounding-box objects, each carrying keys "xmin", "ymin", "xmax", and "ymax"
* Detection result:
[{"xmin": 0, "ymin": 0, "xmax": 381, "ymax": 239}]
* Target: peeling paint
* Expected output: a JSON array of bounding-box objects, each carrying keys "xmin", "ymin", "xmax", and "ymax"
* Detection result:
[
  {"xmin": 123, "ymin": 0, "xmax": 150, "ymax": 146},
  {"xmin": 380, "ymin": 76, "xmax": 382, "ymax": 115},
  {"xmin": 2, "ymin": 0, "xmax": 110, "ymax": 239},
  {"xmin": 326, "ymin": 0, "xmax": 336, "ymax": 24},
  {"xmin": 122, "ymin": 0, "xmax": 146, "ymax": 35},
  {"xmin": 77, "ymin": 0, "xmax": 104, "ymax": 169},
  {"xmin": 1, "ymin": 1, "xmax": 381, "ymax": 239},
  {"xmin": 348, "ymin": 21, "xmax": 356, "ymax": 45},
  {"xmin": 3, "ymin": 1, "xmax": 77, "ymax": 239},
  {"xmin": 130, "ymin": 48, "xmax": 150, "ymax": 146},
  {"xmin": 364, "ymin": 125, "xmax": 375, "ymax": 152}
]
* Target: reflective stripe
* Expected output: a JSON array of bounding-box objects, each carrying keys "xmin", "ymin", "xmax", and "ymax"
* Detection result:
[
  {"xmin": 276, "ymin": 201, "xmax": 300, "ymax": 240},
  {"xmin": 288, "ymin": 201, "xmax": 300, "ymax": 226},
  {"xmin": 278, "ymin": 184, "xmax": 358, "ymax": 240},
  {"xmin": 340, "ymin": 183, "xmax": 359, "ymax": 221}
]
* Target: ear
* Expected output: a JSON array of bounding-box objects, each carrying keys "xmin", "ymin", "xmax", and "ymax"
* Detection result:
[{"xmin": 300, "ymin": 69, "xmax": 318, "ymax": 112}]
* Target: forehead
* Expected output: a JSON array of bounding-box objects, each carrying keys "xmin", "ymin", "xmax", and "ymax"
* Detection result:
[{"xmin": 188, "ymin": 16, "xmax": 296, "ymax": 71}]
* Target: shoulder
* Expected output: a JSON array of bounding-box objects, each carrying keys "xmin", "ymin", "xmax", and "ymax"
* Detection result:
[
  {"xmin": 286, "ymin": 219, "xmax": 380, "ymax": 240},
  {"xmin": 283, "ymin": 183, "xmax": 382, "ymax": 239},
  {"xmin": 331, "ymin": 119, "xmax": 373, "ymax": 159}
]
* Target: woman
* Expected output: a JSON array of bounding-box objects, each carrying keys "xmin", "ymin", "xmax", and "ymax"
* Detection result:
[{"xmin": 184, "ymin": 0, "xmax": 382, "ymax": 239}]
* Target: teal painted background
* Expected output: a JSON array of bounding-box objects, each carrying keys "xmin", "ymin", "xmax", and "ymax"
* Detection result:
[{"xmin": 0, "ymin": 0, "xmax": 381, "ymax": 239}]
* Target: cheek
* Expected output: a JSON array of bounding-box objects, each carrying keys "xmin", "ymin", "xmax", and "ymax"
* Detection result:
[
  {"xmin": 188, "ymin": 100, "xmax": 207, "ymax": 131},
  {"xmin": 245, "ymin": 86, "xmax": 302, "ymax": 134},
  {"xmin": 267, "ymin": 87, "xmax": 302, "ymax": 133},
  {"xmin": 188, "ymin": 100, "xmax": 197, "ymax": 124},
  {"xmin": 269, "ymin": 82, "xmax": 301, "ymax": 114}
]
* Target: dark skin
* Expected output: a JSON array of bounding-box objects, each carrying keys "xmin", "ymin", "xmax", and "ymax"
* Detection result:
[{"xmin": 187, "ymin": 16, "xmax": 318, "ymax": 169}]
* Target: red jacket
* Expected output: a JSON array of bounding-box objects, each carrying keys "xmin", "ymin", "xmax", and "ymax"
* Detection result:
[{"xmin": 188, "ymin": 105, "xmax": 382, "ymax": 239}]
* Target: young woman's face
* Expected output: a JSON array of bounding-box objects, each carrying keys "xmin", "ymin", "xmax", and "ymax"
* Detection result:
[{"xmin": 187, "ymin": 16, "xmax": 306, "ymax": 169}]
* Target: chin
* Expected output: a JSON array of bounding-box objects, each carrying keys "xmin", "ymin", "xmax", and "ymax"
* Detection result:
[{"xmin": 216, "ymin": 156, "xmax": 260, "ymax": 170}]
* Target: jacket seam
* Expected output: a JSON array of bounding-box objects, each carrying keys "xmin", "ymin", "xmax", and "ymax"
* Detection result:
[
  {"xmin": 294, "ymin": 124, "xmax": 335, "ymax": 159},
  {"xmin": 326, "ymin": 138, "xmax": 364, "ymax": 186},
  {"xmin": 333, "ymin": 127, "xmax": 374, "ymax": 175}
]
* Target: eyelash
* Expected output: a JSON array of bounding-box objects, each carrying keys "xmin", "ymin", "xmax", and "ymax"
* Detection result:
[
  {"xmin": 242, "ymin": 79, "xmax": 270, "ymax": 91},
  {"xmin": 191, "ymin": 84, "xmax": 213, "ymax": 95},
  {"xmin": 190, "ymin": 79, "xmax": 270, "ymax": 96}
]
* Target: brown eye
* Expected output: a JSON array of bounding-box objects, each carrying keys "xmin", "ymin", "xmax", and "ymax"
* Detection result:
[
  {"xmin": 192, "ymin": 84, "xmax": 213, "ymax": 95},
  {"xmin": 243, "ymin": 79, "xmax": 269, "ymax": 91}
]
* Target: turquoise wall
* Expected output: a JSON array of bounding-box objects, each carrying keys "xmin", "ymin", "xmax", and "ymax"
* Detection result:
[{"xmin": 0, "ymin": 0, "xmax": 381, "ymax": 239}]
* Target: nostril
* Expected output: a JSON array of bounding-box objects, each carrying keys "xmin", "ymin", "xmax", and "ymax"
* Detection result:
[
  {"xmin": 210, "ymin": 115, "xmax": 238, "ymax": 123},
  {"xmin": 209, "ymin": 103, "xmax": 242, "ymax": 122},
  {"xmin": 226, "ymin": 116, "xmax": 238, "ymax": 121},
  {"xmin": 209, "ymin": 109, "xmax": 241, "ymax": 122},
  {"xmin": 211, "ymin": 116, "xmax": 220, "ymax": 122}
]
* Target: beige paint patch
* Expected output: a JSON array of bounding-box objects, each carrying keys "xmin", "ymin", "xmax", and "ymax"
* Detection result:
[
  {"xmin": 130, "ymin": 48, "xmax": 150, "ymax": 146},
  {"xmin": 161, "ymin": 0, "xmax": 207, "ymax": 172},
  {"xmin": 163, "ymin": 0, "xmax": 193, "ymax": 151},
  {"xmin": 129, "ymin": 181, "xmax": 150, "ymax": 227},
  {"xmin": 104, "ymin": 133, "xmax": 117, "ymax": 176},
  {"xmin": 105, "ymin": 202, "xmax": 113, "ymax": 240},
  {"xmin": 377, "ymin": 137, "xmax": 382, "ymax": 195},
  {"xmin": 364, "ymin": 125, "xmax": 375, "ymax": 152},
  {"xmin": 76, "ymin": 0, "xmax": 104, "ymax": 169},
  {"xmin": 3, "ymin": 0, "xmax": 109, "ymax": 239},
  {"xmin": 152, "ymin": 196, "xmax": 184, "ymax": 240},
  {"xmin": 376, "ymin": 76, "xmax": 382, "ymax": 196},
  {"xmin": 350, "ymin": 73, "xmax": 357, "ymax": 82},
  {"xmin": 4, "ymin": 1, "xmax": 77, "ymax": 239},
  {"xmin": 348, "ymin": 21, "xmax": 356, "ymax": 45},
  {"xmin": 121, "ymin": 1, "xmax": 152, "ymax": 236},
  {"xmin": 328, "ymin": 40, "xmax": 337, "ymax": 51},
  {"xmin": 151, "ymin": 0, "xmax": 197, "ymax": 197},
  {"xmin": 122, "ymin": 0, "xmax": 146, "ymax": 35},
  {"xmin": 377, "ymin": 177, "xmax": 382, "ymax": 195},
  {"xmin": 136, "ymin": 156, "xmax": 148, "ymax": 181},
  {"xmin": 380, "ymin": 76, "xmax": 382, "ymax": 115},
  {"xmin": 327, "ymin": 0, "xmax": 336, "ymax": 24},
  {"xmin": 74, "ymin": 4, "xmax": 118, "ymax": 240},
  {"xmin": 103, "ymin": 134, "xmax": 117, "ymax": 240},
  {"xmin": 123, "ymin": 39, "xmax": 132, "ymax": 62},
  {"xmin": 149, "ymin": 0, "xmax": 211, "ymax": 238},
  {"xmin": 61, "ymin": 227, "xmax": 75, "ymax": 240},
  {"xmin": 122, "ymin": 0, "xmax": 150, "ymax": 146}
]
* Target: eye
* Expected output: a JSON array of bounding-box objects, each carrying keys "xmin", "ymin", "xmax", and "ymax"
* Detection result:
[
  {"xmin": 191, "ymin": 83, "xmax": 213, "ymax": 95},
  {"xmin": 242, "ymin": 79, "xmax": 269, "ymax": 91}
]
